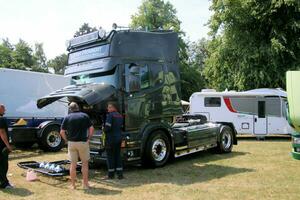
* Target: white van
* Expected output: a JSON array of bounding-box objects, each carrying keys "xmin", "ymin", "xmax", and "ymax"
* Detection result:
[{"xmin": 189, "ymin": 88, "xmax": 294, "ymax": 136}]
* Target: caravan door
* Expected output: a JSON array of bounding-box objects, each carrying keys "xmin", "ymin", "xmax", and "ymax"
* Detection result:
[{"xmin": 254, "ymin": 100, "xmax": 267, "ymax": 135}]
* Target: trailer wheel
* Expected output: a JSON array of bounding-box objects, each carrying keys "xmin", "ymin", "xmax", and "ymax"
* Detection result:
[
  {"xmin": 216, "ymin": 125, "xmax": 233, "ymax": 153},
  {"xmin": 39, "ymin": 125, "xmax": 64, "ymax": 152},
  {"xmin": 144, "ymin": 131, "xmax": 171, "ymax": 168}
]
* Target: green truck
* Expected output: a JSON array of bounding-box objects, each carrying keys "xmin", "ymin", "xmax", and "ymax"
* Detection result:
[
  {"xmin": 286, "ymin": 71, "xmax": 300, "ymax": 160},
  {"xmin": 37, "ymin": 29, "xmax": 237, "ymax": 167}
]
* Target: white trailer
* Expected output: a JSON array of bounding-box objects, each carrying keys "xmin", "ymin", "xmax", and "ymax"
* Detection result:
[
  {"xmin": 189, "ymin": 88, "xmax": 294, "ymax": 136},
  {"xmin": 0, "ymin": 68, "xmax": 70, "ymax": 151}
]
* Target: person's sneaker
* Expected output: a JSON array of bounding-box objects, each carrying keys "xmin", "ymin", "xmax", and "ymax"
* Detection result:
[{"xmin": 4, "ymin": 183, "xmax": 14, "ymax": 189}]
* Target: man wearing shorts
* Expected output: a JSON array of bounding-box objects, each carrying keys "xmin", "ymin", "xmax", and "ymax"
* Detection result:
[{"xmin": 60, "ymin": 102, "xmax": 94, "ymax": 189}]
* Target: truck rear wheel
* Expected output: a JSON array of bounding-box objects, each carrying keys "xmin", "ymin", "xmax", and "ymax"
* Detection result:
[
  {"xmin": 39, "ymin": 125, "xmax": 64, "ymax": 152},
  {"xmin": 144, "ymin": 131, "xmax": 171, "ymax": 167},
  {"xmin": 216, "ymin": 125, "xmax": 233, "ymax": 153}
]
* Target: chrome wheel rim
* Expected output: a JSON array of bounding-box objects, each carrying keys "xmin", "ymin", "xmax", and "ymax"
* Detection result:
[
  {"xmin": 47, "ymin": 131, "xmax": 61, "ymax": 148},
  {"xmin": 151, "ymin": 138, "xmax": 167, "ymax": 162},
  {"xmin": 222, "ymin": 131, "xmax": 232, "ymax": 149}
]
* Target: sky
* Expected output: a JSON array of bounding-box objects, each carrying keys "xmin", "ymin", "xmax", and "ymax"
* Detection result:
[{"xmin": 0, "ymin": 0, "xmax": 212, "ymax": 59}]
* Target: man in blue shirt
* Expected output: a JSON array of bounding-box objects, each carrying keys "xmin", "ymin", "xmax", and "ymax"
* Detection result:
[
  {"xmin": 60, "ymin": 102, "xmax": 94, "ymax": 189},
  {"xmin": 103, "ymin": 102, "xmax": 124, "ymax": 179},
  {"xmin": 0, "ymin": 104, "xmax": 13, "ymax": 189}
]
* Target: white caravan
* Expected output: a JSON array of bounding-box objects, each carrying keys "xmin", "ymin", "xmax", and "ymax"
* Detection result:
[{"xmin": 189, "ymin": 88, "xmax": 294, "ymax": 136}]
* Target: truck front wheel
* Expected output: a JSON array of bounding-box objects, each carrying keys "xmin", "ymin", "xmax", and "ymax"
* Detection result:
[
  {"xmin": 39, "ymin": 125, "xmax": 64, "ymax": 152},
  {"xmin": 144, "ymin": 131, "xmax": 171, "ymax": 167},
  {"xmin": 216, "ymin": 125, "xmax": 233, "ymax": 153}
]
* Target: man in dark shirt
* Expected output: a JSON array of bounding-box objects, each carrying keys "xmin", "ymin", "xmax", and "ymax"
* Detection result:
[
  {"xmin": 103, "ymin": 102, "xmax": 124, "ymax": 179},
  {"xmin": 0, "ymin": 104, "xmax": 13, "ymax": 189},
  {"xmin": 60, "ymin": 102, "xmax": 94, "ymax": 189}
]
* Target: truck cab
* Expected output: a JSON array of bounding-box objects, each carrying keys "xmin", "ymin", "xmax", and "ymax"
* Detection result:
[
  {"xmin": 37, "ymin": 29, "xmax": 237, "ymax": 167},
  {"xmin": 286, "ymin": 71, "xmax": 300, "ymax": 160}
]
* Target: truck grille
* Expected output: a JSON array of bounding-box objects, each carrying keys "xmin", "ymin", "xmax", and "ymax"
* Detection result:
[{"xmin": 89, "ymin": 130, "xmax": 104, "ymax": 152}]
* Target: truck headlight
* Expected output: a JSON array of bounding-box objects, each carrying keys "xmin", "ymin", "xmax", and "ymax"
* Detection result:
[{"xmin": 292, "ymin": 137, "xmax": 300, "ymax": 144}]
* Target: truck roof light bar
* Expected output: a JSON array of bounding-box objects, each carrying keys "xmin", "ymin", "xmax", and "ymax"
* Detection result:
[{"xmin": 68, "ymin": 31, "xmax": 100, "ymax": 48}]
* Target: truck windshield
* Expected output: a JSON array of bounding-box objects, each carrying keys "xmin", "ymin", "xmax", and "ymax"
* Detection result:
[{"xmin": 71, "ymin": 67, "xmax": 118, "ymax": 87}]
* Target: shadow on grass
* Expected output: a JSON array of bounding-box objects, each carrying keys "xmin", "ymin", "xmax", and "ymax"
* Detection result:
[
  {"xmin": 89, "ymin": 150, "xmax": 253, "ymax": 188},
  {"xmin": 14, "ymin": 149, "xmax": 251, "ymax": 192},
  {"xmin": 35, "ymin": 176, "xmax": 122, "ymax": 196},
  {"xmin": 9, "ymin": 149, "xmax": 44, "ymax": 161},
  {"xmin": 0, "ymin": 187, "xmax": 33, "ymax": 197},
  {"xmin": 237, "ymin": 135, "xmax": 291, "ymax": 142},
  {"xmin": 84, "ymin": 187, "xmax": 121, "ymax": 195},
  {"xmin": 10, "ymin": 147, "xmax": 67, "ymax": 161},
  {"xmin": 172, "ymin": 150, "xmax": 249, "ymax": 164}
]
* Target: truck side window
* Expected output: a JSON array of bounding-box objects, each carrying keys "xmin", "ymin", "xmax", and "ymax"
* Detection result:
[
  {"xmin": 140, "ymin": 65, "xmax": 150, "ymax": 89},
  {"xmin": 204, "ymin": 97, "xmax": 221, "ymax": 107},
  {"xmin": 125, "ymin": 64, "xmax": 150, "ymax": 92}
]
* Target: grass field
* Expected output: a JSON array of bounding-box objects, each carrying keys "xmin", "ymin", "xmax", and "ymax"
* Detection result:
[{"xmin": 1, "ymin": 137, "xmax": 299, "ymax": 200}]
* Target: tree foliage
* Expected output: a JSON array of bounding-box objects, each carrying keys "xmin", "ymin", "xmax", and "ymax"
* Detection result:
[
  {"xmin": 74, "ymin": 23, "xmax": 97, "ymax": 37},
  {"xmin": 13, "ymin": 39, "xmax": 35, "ymax": 68},
  {"xmin": 47, "ymin": 54, "xmax": 68, "ymax": 75},
  {"xmin": 0, "ymin": 39, "xmax": 49, "ymax": 72},
  {"xmin": 188, "ymin": 38, "xmax": 209, "ymax": 71},
  {"xmin": 0, "ymin": 40, "xmax": 13, "ymax": 68},
  {"xmin": 130, "ymin": 0, "xmax": 205, "ymax": 100},
  {"xmin": 205, "ymin": 0, "xmax": 300, "ymax": 91},
  {"xmin": 34, "ymin": 43, "xmax": 47, "ymax": 69}
]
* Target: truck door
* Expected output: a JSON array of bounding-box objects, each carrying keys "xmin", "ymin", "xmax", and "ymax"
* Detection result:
[
  {"xmin": 254, "ymin": 100, "xmax": 267, "ymax": 135},
  {"xmin": 124, "ymin": 63, "xmax": 150, "ymax": 131}
]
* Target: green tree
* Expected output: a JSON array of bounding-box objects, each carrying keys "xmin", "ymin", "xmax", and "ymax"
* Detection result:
[
  {"xmin": 205, "ymin": 0, "xmax": 300, "ymax": 91},
  {"xmin": 47, "ymin": 53, "xmax": 68, "ymax": 74},
  {"xmin": 12, "ymin": 39, "xmax": 35, "ymax": 68},
  {"xmin": 188, "ymin": 38, "xmax": 209, "ymax": 71},
  {"xmin": 33, "ymin": 43, "xmax": 47, "ymax": 70},
  {"xmin": 0, "ymin": 44, "xmax": 13, "ymax": 68},
  {"xmin": 74, "ymin": 23, "xmax": 97, "ymax": 37},
  {"xmin": 185, "ymin": 38, "xmax": 209, "ymax": 94},
  {"xmin": 2, "ymin": 38, "xmax": 13, "ymax": 50},
  {"xmin": 131, "ymin": 0, "xmax": 181, "ymax": 32},
  {"xmin": 130, "ymin": 0, "xmax": 203, "ymax": 100}
]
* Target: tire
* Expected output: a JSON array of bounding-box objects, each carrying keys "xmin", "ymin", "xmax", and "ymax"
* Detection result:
[
  {"xmin": 14, "ymin": 142, "xmax": 35, "ymax": 149},
  {"xmin": 39, "ymin": 125, "xmax": 64, "ymax": 152},
  {"xmin": 143, "ymin": 131, "xmax": 171, "ymax": 168},
  {"xmin": 216, "ymin": 125, "xmax": 233, "ymax": 153}
]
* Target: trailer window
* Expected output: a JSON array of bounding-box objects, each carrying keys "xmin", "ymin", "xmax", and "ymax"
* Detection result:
[
  {"xmin": 266, "ymin": 97, "xmax": 281, "ymax": 117},
  {"xmin": 230, "ymin": 97, "xmax": 256, "ymax": 114},
  {"xmin": 258, "ymin": 101, "xmax": 265, "ymax": 118},
  {"xmin": 282, "ymin": 100, "xmax": 288, "ymax": 119},
  {"xmin": 204, "ymin": 97, "xmax": 221, "ymax": 107}
]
